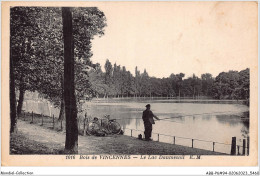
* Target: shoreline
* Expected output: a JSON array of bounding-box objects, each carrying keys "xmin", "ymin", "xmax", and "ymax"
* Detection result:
[{"xmin": 10, "ymin": 120, "xmax": 227, "ymax": 155}]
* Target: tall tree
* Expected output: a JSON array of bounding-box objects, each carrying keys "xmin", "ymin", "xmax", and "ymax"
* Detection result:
[
  {"xmin": 176, "ymin": 73, "xmax": 185, "ymax": 98},
  {"xmin": 88, "ymin": 63, "xmax": 107, "ymax": 98},
  {"xmin": 238, "ymin": 68, "xmax": 249, "ymax": 100},
  {"xmin": 58, "ymin": 75, "xmax": 65, "ymax": 121},
  {"xmin": 104, "ymin": 59, "xmax": 113, "ymax": 84},
  {"xmin": 104, "ymin": 59, "xmax": 113, "ymax": 97},
  {"xmin": 211, "ymin": 69, "xmax": 248, "ymax": 100},
  {"xmin": 201, "ymin": 73, "xmax": 214, "ymax": 96},
  {"xmin": 134, "ymin": 66, "xmax": 141, "ymax": 97},
  {"xmin": 10, "ymin": 45, "xmax": 17, "ymax": 133},
  {"xmin": 191, "ymin": 74, "xmax": 199, "ymax": 99},
  {"xmin": 73, "ymin": 7, "xmax": 107, "ymax": 104},
  {"xmin": 62, "ymin": 7, "xmax": 78, "ymax": 153},
  {"xmin": 112, "ymin": 63, "xmax": 121, "ymax": 97},
  {"xmin": 10, "ymin": 7, "xmax": 43, "ymax": 116},
  {"xmin": 125, "ymin": 71, "xmax": 134, "ymax": 97},
  {"xmin": 10, "ymin": 7, "xmax": 43, "ymax": 132},
  {"xmin": 140, "ymin": 69, "xmax": 150, "ymax": 97},
  {"xmin": 121, "ymin": 66, "xmax": 128, "ymax": 96}
]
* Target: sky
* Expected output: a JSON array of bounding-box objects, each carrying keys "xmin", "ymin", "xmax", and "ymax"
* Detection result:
[{"xmin": 90, "ymin": 2, "xmax": 257, "ymax": 78}]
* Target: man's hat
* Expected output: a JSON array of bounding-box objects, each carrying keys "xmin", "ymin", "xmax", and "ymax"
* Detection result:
[{"xmin": 145, "ymin": 104, "xmax": 151, "ymax": 107}]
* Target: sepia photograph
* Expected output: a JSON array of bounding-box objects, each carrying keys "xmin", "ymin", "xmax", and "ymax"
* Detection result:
[{"xmin": 1, "ymin": 1, "xmax": 258, "ymax": 168}]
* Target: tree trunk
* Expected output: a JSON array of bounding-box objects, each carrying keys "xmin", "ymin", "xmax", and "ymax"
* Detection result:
[
  {"xmin": 58, "ymin": 74, "xmax": 65, "ymax": 121},
  {"xmin": 17, "ymin": 80, "xmax": 25, "ymax": 116},
  {"xmin": 193, "ymin": 87, "xmax": 195, "ymax": 99},
  {"xmin": 62, "ymin": 7, "xmax": 78, "ymax": 154},
  {"xmin": 58, "ymin": 96, "xmax": 65, "ymax": 121},
  {"xmin": 10, "ymin": 47, "xmax": 17, "ymax": 133}
]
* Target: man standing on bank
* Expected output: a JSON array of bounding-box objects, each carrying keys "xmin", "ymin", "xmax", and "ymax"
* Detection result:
[{"xmin": 142, "ymin": 104, "xmax": 160, "ymax": 141}]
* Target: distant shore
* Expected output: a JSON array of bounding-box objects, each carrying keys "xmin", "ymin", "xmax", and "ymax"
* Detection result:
[{"xmin": 89, "ymin": 97, "xmax": 248, "ymax": 105}]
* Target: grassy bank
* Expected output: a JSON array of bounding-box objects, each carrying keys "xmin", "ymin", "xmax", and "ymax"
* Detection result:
[{"xmin": 10, "ymin": 120, "xmax": 226, "ymax": 155}]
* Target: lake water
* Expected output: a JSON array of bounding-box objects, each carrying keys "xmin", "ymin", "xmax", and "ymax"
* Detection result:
[{"xmin": 23, "ymin": 98, "xmax": 249, "ymax": 154}]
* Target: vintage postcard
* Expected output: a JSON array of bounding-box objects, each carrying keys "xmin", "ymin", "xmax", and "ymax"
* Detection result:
[{"xmin": 1, "ymin": 1, "xmax": 258, "ymax": 167}]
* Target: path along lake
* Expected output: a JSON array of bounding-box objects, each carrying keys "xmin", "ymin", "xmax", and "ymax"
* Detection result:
[{"xmin": 23, "ymin": 98, "xmax": 249, "ymax": 154}]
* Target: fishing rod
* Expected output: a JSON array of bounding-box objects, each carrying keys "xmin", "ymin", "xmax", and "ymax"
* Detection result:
[{"xmin": 106, "ymin": 110, "xmax": 248, "ymax": 124}]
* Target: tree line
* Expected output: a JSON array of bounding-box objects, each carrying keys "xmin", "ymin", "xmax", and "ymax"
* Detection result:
[{"xmin": 88, "ymin": 59, "xmax": 250, "ymax": 101}]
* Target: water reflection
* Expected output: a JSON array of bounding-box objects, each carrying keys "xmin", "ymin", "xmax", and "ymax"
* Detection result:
[{"xmin": 216, "ymin": 113, "xmax": 249, "ymax": 129}]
